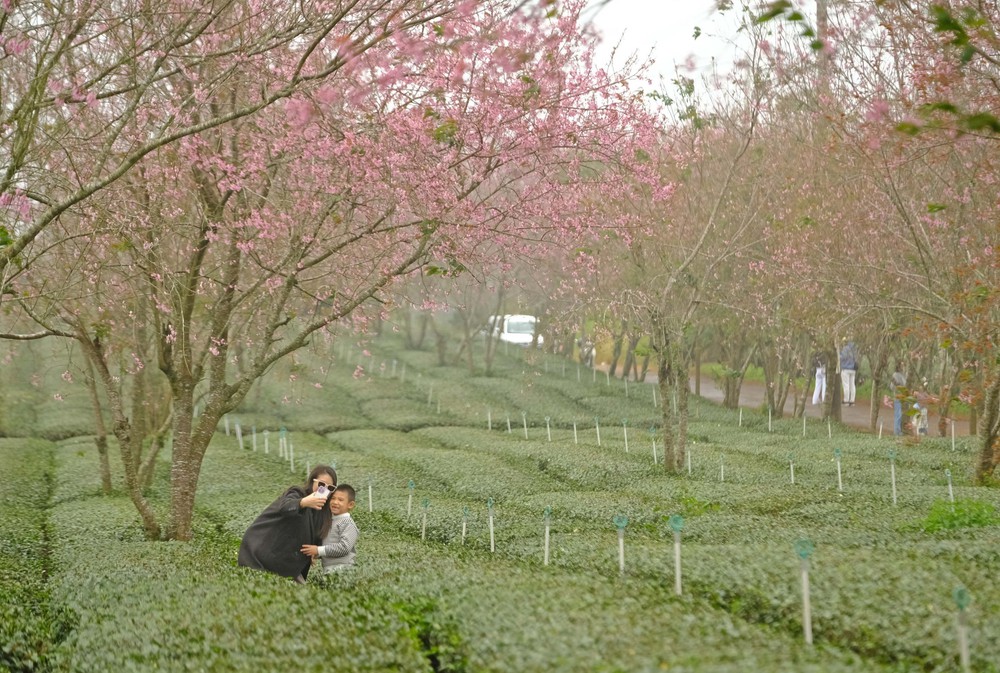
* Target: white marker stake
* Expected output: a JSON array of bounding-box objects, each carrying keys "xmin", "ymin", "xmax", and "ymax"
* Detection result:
[
  {"xmin": 951, "ymin": 421, "xmax": 956, "ymax": 452},
  {"xmin": 652, "ymin": 387, "xmax": 658, "ymax": 408},
  {"xmin": 768, "ymin": 407, "xmax": 772, "ymax": 432},
  {"xmin": 595, "ymin": 418, "xmax": 601, "ymax": 447},
  {"xmin": 828, "ymin": 419, "xmax": 832, "ymax": 439},
  {"xmin": 958, "ymin": 610, "xmax": 971, "ymax": 673},
  {"xmin": 686, "ymin": 449, "xmax": 692, "ymax": 475},
  {"xmin": 522, "ymin": 412, "xmax": 528, "ymax": 439},
  {"xmin": 543, "ymin": 512, "xmax": 551, "ymax": 566},
  {"xmin": 506, "ymin": 414, "xmax": 512, "ymax": 434},
  {"xmin": 739, "ymin": 408, "xmax": 743, "ymax": 427},
  {"xmin": 545, "ymin": 417, "xmax": 551, "ymax": 442},
  {"xmin": 421, "ymin": 509, "xmax": 427, "ymax": 541},
  {"xmin": 836, "ymin": 452, "xmax": 843, "ymax": 492},
  {"xmin": 407, "ymin": 491, "xmax": 413, "ymax": 518},
  {"xmin": 573, "ymin": 422, "xmax": 578, "ymax": 445},
  {"xmin": 803, "ymin": 415, "xmax": 807, "ymax": 437},
  {"xmin": 487, "ymin": 408, "xmax": 492, "ymax": 431},
  {"xmin": 624, "ymin": 377, "xmax": 629, "ymax": 398},
  {"xmin": 622, "ymin": 421, "xmax": 629, "ymax": 453},
  {"xmin": 879, "ymin": 422, "xmax": 883, "ymax": 439},
  {"xmin": 488, "ymin": 507, "xmax": 495, "ymax": 553},
  {"xmin": 652, "ymin": 437, "xmax": 658, "ymax": 465},
  {"xmin": 461, "ymin": 514, "xmax": 467, "ymax": 545},
  {"xmin": 606, "ymin": 370, "xmax": 610, "ymax": 386},
  {"xmin": 891, "ymin": 461, "xmax": 898, "ymax": 506},
  {"xmin": 673, "ymin": 531, "xmax": 682, "ymax": 596},
  {"xmin": 264, "ymin": 430, "xmax": 269, "ymax": 454},
  {"xmin": 801, "ymin": 557, "xmax": 813, "ymax": 645},
  {"xmin": 236, "ymin": 423, "xmax": 244, "ymax": 450},
  {"xmin": 946, "ymin": 469, "xmax": 955, "ymax": 503},
  {"xmin": 720, "ymin": 455, "xmax": 725, "ymax": 483},
  {"xmin": 790, "ymin": 458, "xmax": 795, "ymax": 484},
  {"xmin": 252, "ymin": 426, "xmax": 257, "ymax": 452},
  {"xmin": 224, "ymin": 415, "xmax": 230, "ymax": 436}
]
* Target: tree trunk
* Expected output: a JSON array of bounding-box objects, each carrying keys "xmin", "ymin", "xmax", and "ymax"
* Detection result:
[
  {"xmin": 83, "ymin": 358, "xmax": 113, "ymax": 495},
  {"xmin": 608, "ymin": 321, "xmax": 626, "ymax": 378},
  {"xmin": 975, "ymin": 361, "xmax": 999, "ymax": 483}
]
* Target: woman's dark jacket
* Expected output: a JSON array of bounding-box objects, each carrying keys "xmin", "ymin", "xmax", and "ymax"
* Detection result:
[{"xmin": 237, "ymin": 486, "xmax": 329, "ymax": 578}]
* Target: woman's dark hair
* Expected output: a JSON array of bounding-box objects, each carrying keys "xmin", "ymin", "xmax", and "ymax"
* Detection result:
[{"xmin": 304, "ymin": 464, "xmax": 338, "ymax": 492}]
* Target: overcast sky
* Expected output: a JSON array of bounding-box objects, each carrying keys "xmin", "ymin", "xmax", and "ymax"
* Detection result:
[{"xmin": 587, "ymin": 0, "xmax": 749, "ymax": 84}]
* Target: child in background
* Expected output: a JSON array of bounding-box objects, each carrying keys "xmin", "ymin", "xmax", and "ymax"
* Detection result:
[{"xmin": 300, "ymin": 484, "xmax": 359, "ymax": 573}]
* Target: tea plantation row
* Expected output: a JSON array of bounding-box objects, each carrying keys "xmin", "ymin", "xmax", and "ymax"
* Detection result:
[{"xmin": 2, "ymin": 338, "xmax": 997, "ymax": 671}]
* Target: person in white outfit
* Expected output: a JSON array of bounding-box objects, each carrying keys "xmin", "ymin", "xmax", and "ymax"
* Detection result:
[{"xmin": 812, "ymin": 354, "xmax": 826, "ymax": 405}]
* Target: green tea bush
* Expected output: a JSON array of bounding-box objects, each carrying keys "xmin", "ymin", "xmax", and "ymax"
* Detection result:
[{"xmin": 920, "ymin": 498, "xmax": 999, "ymax": 532}]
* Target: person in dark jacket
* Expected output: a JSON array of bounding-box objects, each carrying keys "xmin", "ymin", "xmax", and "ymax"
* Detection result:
[{"xmin": 238, "ymin": 465, "xmax": 336, "ymax": 583}]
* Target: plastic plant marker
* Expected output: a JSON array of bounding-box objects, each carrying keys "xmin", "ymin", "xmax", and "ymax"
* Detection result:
[
  {"xmin": 789, "ymin": 453, "xmax": 795, "ymax": 484},
  {"xmin": 421, "ymin": 498, "xmax": 429, "ymax": 541},
  {"xmin": 461, "ymin": 507, "xmax": 469, "ymax": 545},
  {"xmin": 720, "ymin": 454, "xmax": 725, "ymax": 483},
  {"xmin": 803, "ymin": 415, "xmax": 807, "ymax": 437},
  {"xmin": 669, "ymin": 515, "xmax": 684, "ymax": 595},
  {"xmin": 606, "ymin": 370, "xmax": 610, "ymax": 386},
  {"xmin": 828, "ymin": 419, "xmax": 832, "ymax": 439},
  {"xmin": 652, "ymin": 387, "xmax": 658, "ymax": 408},
  {"xmin": 543, "ymin": 507, "xmax": 552, "ymax": 566},
  {"xmin": 407, "ymin": 480, "xmax": 415, "ymax": 517},
  {"xmin": 946, "ymin": 469, "xmax": 954, "ymax": 503},
  {"xmin": 289, "ymin": 442, "xmax": 295, "ymax": 473},
  {"xmin": 951, "ymin": 420, "xmax": 956, "ymax": 452},
  {"xmin": 487, "ymin": 408, "xmax": 492, "ymax": 431},
  {"xmin": 573, "ymin": 422, "xmax": 578, "ymax": 445},
  {"xmin": 392, "ymin": 359, "xmax": 397, "ymax": 377},
  {"xmin": 488, "ymin": 498, "xmax": 495, "ymax": 553},
  {"xmin": 263, "ymin": 430, "xmax": 269, "ymax": 455},
  {"xmin": 545, "ymin": 417, "xmax": 551, "ymax": 442},
  {"xmin": 622, "ymin": 419, "xmax": 629, "ymax": 453},
  {"xmin": 252, "ymin": 426, "xmax": 257, "ymax": 452},
  {"xmin": 768, "ymin": 407, "xmax": 772, "ymax": 432},
  {"xmin": 613, "ymin": 514, "xmax": 628, "ymax": 575},
  {"xmin": 595, "ymin": 417, "xmax": 601, "ymax": 447},
  {"xmin": 889, "ymin": 450, "xmax": 898, "ymax": 506},
  {"xmin": 878, "ymin": 421, "xmax": 883, "ymax": 439},
  {"xmin": 522, "ymin": 411, "xmax": 528, "ymax": 439},
  {"xmin": 739, "ymin": 408, "xmax": 743, "ymax": 427},
  {"xmin": 954, "ymin": 587, "xmax": 971, "ymax": 673},
  {"xmin": 224, "ymin": 415, "xmax": 230, "ymax": 436},
  {"xmin": 624, "ymin": 377, "xmax": 629, "ymax": 398},
  {"xmin": 794, "ymin": 539, "xmax": 815, "ymax": 645},
  {"xmin": 686, "ymin": 447, "xmax": 692, "ymax": 475},
  {"xmin": 368, "ymin": 477, "xmax": 373, "ymax": 513},
  {"xmin": 506, "ymin": 414, "xmax": 512, "ymax": 434},
  {"xmin": 236, "ymin": 423, "xmax": 244, "ymax": 450},
  {"xmin": 650, "ymin": 427, "xmax": 657, "ymax": 465},
  {"xmin": 835, "ymin": 448, "xmax": 843, "ymax": 492}
]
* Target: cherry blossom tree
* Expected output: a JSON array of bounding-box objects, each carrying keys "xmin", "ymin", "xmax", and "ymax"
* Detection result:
[{"xmin": 2, "ymin": 0, "xmax": 669, "ymax": 538}]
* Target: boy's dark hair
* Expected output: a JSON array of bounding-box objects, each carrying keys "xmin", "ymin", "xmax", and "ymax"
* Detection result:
[{"xmin": 334, "ymin": 484, "xmax": 356, "ymax": 502}]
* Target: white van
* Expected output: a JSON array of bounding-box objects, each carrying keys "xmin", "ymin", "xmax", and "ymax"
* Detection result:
[{"xmin": 485, "ymin": 314, "xmax": 543, "ymax": 346}]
